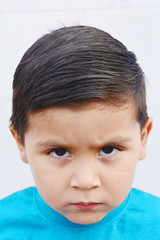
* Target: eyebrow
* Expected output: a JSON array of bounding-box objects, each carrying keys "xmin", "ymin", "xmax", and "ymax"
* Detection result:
[
  {"xmin": 96, "ymin": 137, "xmax": 133, "ymax": 148},
  {"xmin": 103, "ymin": 136, "xmax": 132, "ymax": 144},
  {"xmin": 36, "ymin": 136, "xmax": 133, "ymax": 150},
  {"xmin": 36, "ymin": 141, "xmax": 65, "ymax": 149}
]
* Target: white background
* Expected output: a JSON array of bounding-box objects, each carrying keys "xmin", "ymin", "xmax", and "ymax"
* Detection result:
[{"xmin": 0, "ymin": 0, "xmax": 160, "ymax": 198}]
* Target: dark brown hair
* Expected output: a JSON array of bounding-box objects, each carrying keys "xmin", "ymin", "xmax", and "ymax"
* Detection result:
[{"xmin": 10, "ymin": 25, "xmax": 148, "ymax": 142}]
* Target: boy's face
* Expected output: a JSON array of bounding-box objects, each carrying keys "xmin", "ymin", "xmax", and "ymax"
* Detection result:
[{"xmin": 12, "ymin": 102, "xmax": 152, "ymax": 225}]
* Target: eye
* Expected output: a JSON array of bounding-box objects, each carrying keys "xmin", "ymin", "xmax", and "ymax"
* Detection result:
[
  {"xmin": 49, "ymin": 148, "xmax": 70, "ymax": 158},
  {"xmin": 99, "ymin": 146, "xmax": 119, "ymax": 156}
]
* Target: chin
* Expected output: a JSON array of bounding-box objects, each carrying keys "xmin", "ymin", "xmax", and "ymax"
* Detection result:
[{"xmin": 68, "ymin": 213, "xmax": 104, "ymax": 225}]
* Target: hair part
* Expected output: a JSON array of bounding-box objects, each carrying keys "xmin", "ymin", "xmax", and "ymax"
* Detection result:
[{"xmin": 10, "ymin": 25, "xmax": 148, "ymax": 142}]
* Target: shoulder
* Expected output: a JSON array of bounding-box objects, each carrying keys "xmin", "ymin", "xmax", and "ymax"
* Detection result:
[
  {"xmin": 0, "ymin": 187, "xmax": 37, "ymax": 218},
  {"xmin": 0, "ymin": 186, "xmax": 36, "ymax": 203},
  {"xmin": 131, "ymin": 188, "xmax": 160, "ymax": 204},
  {"xmin": 129, "ymin": 188, "xmax": 160, "ymax": 219},
  {"xmin": 0, "ymin": 187, "xmax": 49, "ymax": 238},
  {"xmin": 114, "ymin": 189, "xmax": 160, "ymax": 238}
]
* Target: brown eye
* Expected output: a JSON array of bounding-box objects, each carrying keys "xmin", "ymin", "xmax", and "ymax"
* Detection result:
[
  {"xmin": 50, "ymin": 148, "xmax": 70, "ymax": 157},
  {"xmin": 99, "ymin": 146, "xmax": 118, "ymax": 156}
]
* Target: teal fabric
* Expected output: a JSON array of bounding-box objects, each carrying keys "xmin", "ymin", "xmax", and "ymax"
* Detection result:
[{"xmin": 0, "ymin": 187, "xmax": 160, "ymax": 239}]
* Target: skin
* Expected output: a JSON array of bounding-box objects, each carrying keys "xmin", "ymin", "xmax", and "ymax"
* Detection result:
[{"xmin": 11, "ymin": 102, "xmax": 152, "ymax": 225}]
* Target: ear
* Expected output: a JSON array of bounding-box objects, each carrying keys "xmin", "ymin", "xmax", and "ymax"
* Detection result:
[
  {"xmin": 10, "ymin": 124, "xmax": 28, "ymax": 164},
  {"xmin": 139, "ymin": 117, "xmax": 153, "ymax": 160}
]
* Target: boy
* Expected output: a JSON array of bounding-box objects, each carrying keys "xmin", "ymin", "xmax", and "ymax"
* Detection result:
[{"xmin": 0, "ymin": 25, "xmax": 160, "ymax": 239}]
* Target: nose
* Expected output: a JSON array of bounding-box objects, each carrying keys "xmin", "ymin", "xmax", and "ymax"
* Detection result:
[{"xmin": 70, "ymin": 160, "xmax": 101, "ymax": 190}]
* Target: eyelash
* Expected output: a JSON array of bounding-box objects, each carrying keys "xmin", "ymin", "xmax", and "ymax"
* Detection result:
[
  {"xmin": 47, "ymin": 145, "xmax": 122, "ymax": 159},
  {"xmin": 99, "ymin": 145, "xmax": 121, "ymax": 156},
  {"xmin": 47, "ymin": 148, "xmax": 70, "ymax": 158}
]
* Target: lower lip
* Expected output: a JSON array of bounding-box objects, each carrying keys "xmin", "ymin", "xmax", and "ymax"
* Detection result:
[{"xmin": 72, "ymin": 203, "xmax": 100, "ymax": 210}]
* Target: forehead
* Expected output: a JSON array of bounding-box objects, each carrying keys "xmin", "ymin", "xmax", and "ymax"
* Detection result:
[
  {"xmin": 26, "ymin": 101, "xmax": 137, "ymax": 134},
  {"xmin": 23, "ymin": 101, "xmax": 141, "ymax": 152}
]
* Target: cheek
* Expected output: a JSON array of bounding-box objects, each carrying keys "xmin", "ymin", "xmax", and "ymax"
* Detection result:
[
  {"xmin": 102, "ymin": 158, "xmax": 138, "ymax": 204},
  {"xmin": 32, "ymin": 166, "xmax": 66, "ymax": 190},
  {"xmin": 34, "ymin": 169, "xmax": 69, "ymax": 209},
  {"xmin": 26, "ymin": 149, "xmax": 71, "ymax": 195}
]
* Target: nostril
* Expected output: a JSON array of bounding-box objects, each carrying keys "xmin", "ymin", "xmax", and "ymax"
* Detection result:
[{"xmin": 70, "ymin": 176, "xmax": 101, "ymax": 190}]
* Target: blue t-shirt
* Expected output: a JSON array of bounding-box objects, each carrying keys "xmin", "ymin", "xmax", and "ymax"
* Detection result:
[{"xmin": 0, "ymin": 187, "xmax": 160, "ymax": 239}]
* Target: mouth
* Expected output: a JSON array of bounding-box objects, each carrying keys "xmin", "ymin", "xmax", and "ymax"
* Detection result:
[{"xmin": 71, "ymin": 202, "xmax": 101, "ymax": 210}]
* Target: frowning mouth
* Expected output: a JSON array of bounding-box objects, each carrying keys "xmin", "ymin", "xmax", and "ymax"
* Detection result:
[{"xmin": 71, "ymin": 202, "xmax": 101, "ymax": 210}]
